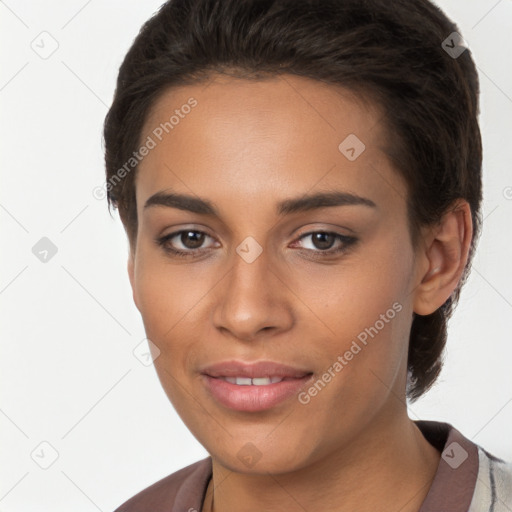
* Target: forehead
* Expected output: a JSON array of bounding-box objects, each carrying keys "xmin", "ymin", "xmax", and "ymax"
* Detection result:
[{"xmin": 136, "ymin": 73, "xmax": 404, "ymax": 215}]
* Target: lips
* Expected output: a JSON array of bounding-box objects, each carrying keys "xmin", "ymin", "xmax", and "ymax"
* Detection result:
[
  {"xmin": 200, "ymin": 360, "xmax": 314, "ymax": 411},
  {"xmin": 201, "ymin": 360, "xmax": 311, "ymax": 380}
]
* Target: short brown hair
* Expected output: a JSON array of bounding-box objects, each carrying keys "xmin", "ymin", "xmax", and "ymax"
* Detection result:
[{"xmin": 103, "ymin": 0, "xmax": 483, "ymax": 401}]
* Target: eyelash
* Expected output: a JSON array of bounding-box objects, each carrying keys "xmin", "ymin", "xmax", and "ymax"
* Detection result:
[{"xmin": 155, "ymin": 229, "xmax": 357, "ymax": 259}]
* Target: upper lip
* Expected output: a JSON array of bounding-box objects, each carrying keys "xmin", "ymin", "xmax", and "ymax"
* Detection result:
[{"xmin": 201, "ymin": 360, "xmax": 312, "ymax": 379}]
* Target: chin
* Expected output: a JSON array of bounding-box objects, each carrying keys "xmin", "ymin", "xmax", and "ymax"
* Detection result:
[{"xmin": 209, "ymin": 437, "xmax": 316, "ymax": 476}]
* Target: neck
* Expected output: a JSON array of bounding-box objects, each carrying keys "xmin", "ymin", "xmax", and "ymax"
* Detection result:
[{"xmin": 206, "ymin": 412, "xmax": 440, "ymax": 512}]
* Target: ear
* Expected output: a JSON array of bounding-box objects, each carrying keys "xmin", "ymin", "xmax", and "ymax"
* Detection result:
[
  {"xmin": 413, "ymin": 200, "xmax": 473, "ymax": 316},
  {"xmin": 127, "ymin": 249, "xmax": 140, "ymax": 312}
]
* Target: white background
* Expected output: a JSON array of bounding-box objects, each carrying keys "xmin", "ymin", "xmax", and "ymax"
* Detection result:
[{"xmin": 1, "ymin": 1, "xmax": 511, "ymax": 510}]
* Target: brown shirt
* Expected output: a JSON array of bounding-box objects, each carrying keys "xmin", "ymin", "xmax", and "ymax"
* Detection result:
[{"xmin": 113, "ymin": 420, "xmax": 496, "ymax": 512}]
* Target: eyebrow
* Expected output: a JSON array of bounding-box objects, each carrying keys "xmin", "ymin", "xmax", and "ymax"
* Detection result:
[{"xmin": 144, "ymin": 189, "xmax": 377, "ymax": 216}]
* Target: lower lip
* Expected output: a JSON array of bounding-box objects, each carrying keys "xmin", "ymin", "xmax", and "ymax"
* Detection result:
[{"xmin": 202, "ymin": 374, "xmax": 313, "ymax": 412}]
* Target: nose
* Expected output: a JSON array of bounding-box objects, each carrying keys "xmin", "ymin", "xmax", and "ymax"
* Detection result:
[{"xmin": 212, "ymin": 245, "xmax": 294, "ymax": 342}]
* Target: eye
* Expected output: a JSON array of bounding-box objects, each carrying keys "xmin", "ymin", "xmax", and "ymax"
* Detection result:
[
  {"xmin": 156, "ymin": 229, "xmax": 218, "ymax": 257},
  {"xmin": 291, "ymin": 231, "xmax": 357, "ymax": 256}
]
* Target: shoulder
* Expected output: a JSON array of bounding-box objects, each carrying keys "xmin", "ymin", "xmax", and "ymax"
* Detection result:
[
  {"xmin": 469, "ymin": 447, "xmax": 512, "ymax": 511},
  {"xmin": 414, "ymin": 419, "xmax": 512, "ymax": 511},
  {"xmin": 114, "ymin": 456, "xmax": 212, "ymax": 512}
]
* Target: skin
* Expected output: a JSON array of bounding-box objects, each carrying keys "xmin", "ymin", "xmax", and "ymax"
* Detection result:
[{"xmin": 127, "ymin": 73, "xmax": 473, "ymax": 512}]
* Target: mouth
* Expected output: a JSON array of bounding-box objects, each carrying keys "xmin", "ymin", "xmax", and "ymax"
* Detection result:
[
  {"xmin": 215, "ymin": 376, "xmax": 297, "ymax": 385},
  {"xmin": 200, "ymin": 360, "xmax": 314, "ymax": 412}
]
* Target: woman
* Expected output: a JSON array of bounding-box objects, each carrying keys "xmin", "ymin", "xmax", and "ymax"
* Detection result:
[{"xmin": 103, "ymin": 0, "xmax": 512, "ymax": 510}]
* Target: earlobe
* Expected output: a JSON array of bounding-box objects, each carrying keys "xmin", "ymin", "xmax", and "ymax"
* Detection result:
[{"xmin": 413, "ymin": 200, "xmax": 472, "ymax": 316}]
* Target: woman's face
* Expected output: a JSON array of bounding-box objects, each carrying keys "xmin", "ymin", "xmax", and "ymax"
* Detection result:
[{"xmin": 129, "ymin": 73, "xmax": 427, "ymax": 473}]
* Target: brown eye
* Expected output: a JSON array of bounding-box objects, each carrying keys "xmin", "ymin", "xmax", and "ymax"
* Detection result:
[
  {"xmin": 156, "ymin": 229, "xmax": 217, "ymax": 257},
  {"xmin": 179, "ymin": 231, "xmax": 206, "ymax": 249},
  {"xmin": 292, "ymin": 231, "xmax": 357, "ymax": 258},
  {"xmin": 310, "ymin": 232, "xmax": 336, "ymax": 250}
]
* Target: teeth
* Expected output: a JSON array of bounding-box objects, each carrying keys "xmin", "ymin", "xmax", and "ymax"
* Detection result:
[
  {"xmin": 252, "ymin": 377, "xmax": 272, "ymax": 385},
  {"xmin": 221, "ymin": 376, "xmax": 285, "ymax": 385}
]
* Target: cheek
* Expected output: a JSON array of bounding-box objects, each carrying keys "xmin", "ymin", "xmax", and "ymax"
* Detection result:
[
  {"xmin": 133, "ymin": 269, "xmax": 169, "ymax": 336},
  {"xmin": 133, "ymin": 248, "xmax": 196, "ymax": 332},
  {"xmin": 132, "ymin": 252, "xmax": 210, "ymax": 369},
  {"xmin": 307, "ymin": 240, "xmax": 412, "ymax": 333},
  {"xmin": 313, "ymin": 232, "xmax": 414, "ymax": 386},
  {"xmin": 133, "ymin": 260, "xmax": 203, "ymax": 406}
]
